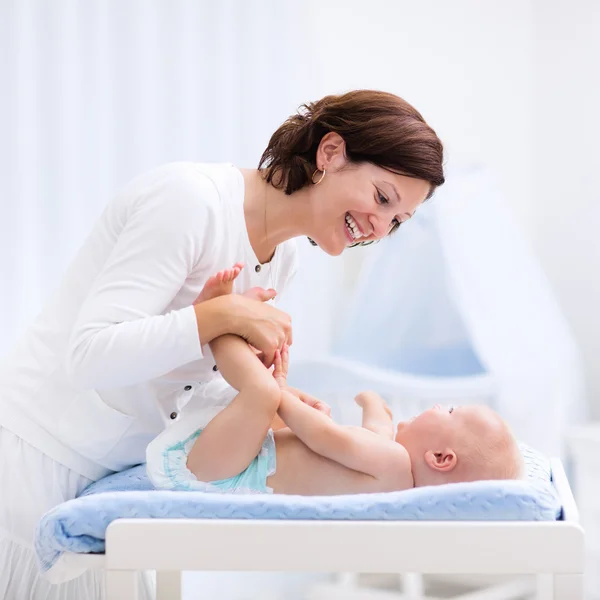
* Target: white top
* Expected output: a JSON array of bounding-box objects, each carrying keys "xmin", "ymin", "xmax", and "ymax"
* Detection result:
[{"xmin": 0, "ymin": 163, "xmax": 298, "ymax": 480}]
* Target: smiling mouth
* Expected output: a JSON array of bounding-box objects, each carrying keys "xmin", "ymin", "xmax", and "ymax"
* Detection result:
[{"xmin": 344, "ymin": 213, "xmax": 364, "ymax": 241}]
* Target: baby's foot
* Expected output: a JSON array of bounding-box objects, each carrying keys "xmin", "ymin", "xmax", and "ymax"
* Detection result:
[{"xmin": 196, "ymin": 263, "xmax": 244, "ymax": 303}]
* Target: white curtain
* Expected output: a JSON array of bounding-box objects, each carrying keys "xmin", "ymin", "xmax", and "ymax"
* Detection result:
[{"xmin": 0, "ymin": 0, "xmax": 320, "ymax": 356}]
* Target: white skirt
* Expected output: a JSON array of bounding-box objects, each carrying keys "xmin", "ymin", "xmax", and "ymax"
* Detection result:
[{"xmin": 0, "ymin": 426, "xmax": 154, "ymax": 600}]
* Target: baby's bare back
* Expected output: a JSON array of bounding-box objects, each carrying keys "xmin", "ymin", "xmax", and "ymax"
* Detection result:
[{"xmin": 267, "ymin": 427, "xmax": 413, "ymax": 495}]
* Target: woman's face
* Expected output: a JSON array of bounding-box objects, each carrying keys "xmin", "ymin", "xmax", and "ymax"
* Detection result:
[{"xmin": 308, "ymin": 134, "xmax": 432, "ymax": 256}]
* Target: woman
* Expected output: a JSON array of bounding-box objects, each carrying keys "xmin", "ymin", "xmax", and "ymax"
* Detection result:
[{"xmin": 0, "ymin": 89, "xmax": 444, "ymax": 599}]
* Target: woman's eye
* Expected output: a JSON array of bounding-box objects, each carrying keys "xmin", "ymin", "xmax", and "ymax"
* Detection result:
[
  {"xmin": 377, "ymin": 191, "xmax": 389, "ymax": 205},
  {"xmin": 377, "ymin": 190, "xmax": 402, "ymax": 231}
]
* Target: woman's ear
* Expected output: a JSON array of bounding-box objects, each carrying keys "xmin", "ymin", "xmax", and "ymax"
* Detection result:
[
  {"xmin": 315, "ymin": 132, "xmax": 347, "ymax": 171},
  {"xmin": 424, "ymin": 448, "xmax": 457, "ymax": 473}
]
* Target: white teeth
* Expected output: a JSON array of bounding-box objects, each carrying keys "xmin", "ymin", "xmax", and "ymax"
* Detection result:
[{"xmin": 345, "ymin": 214, "xmax": 362, "ymax": 240}]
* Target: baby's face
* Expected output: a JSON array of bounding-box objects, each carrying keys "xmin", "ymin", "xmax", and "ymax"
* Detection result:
[{"xmin": 395, "ymin": 404, "xmax": 492, "ymax": 451}]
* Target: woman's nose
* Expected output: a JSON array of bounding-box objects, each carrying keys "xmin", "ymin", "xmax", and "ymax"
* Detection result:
[{"xmin": 369, "ymin": 215, "xmax": 391, "ymax": 239}]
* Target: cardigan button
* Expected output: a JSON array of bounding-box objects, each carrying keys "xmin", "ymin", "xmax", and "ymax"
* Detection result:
[
  {"xmin": 184, "ymin": 385, "xmax": 192, "ymax": 391},
  {"xmin": 213, "ymin": 365, "xmax": 218, "ymax": 372},
  {"xmin": 255, "ymin": 264, "xmax": 261, "ymax": 273},
  {"xmin": 170, "ymin": 412, "xmax": 177, "ymax": 420}
]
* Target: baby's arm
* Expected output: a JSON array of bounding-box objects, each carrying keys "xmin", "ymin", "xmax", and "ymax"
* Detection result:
[
  {"xmin": 277, "ymin": 389, "xmax": 410, "ymax": 486},
  {"xmin": 186, "ymin": 334, "xmax": 281, "ymax": 482},
  {"xmin": 355, "ymin": 391, "xmax": 394, "ymax": 440}
]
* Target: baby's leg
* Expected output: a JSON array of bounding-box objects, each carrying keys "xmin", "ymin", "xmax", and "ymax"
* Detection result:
[
  {"xmin": 355, "ymin": 391, "xmax": 395, "ymax": 439},
  {"xmin": 186, "ymin": 333, "xmax": 281, "ymax": 483},
  {"xmin": 186, "ymin": 262, "xmax": 281, "ymax": 480}
]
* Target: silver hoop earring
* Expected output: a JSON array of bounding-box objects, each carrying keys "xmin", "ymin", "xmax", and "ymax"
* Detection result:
[{"xmin": 311, "ymin": 168, "xmax": 326, "ymax": 185}]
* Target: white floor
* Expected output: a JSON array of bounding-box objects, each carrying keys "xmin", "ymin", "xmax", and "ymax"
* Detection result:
[
  {"xmin": 183, "ymin": 572, "xmax": 333, "ymax": 600},
  {"xmin": 181, "ymin": 573, "xmax": 537, "ymax": 600}
]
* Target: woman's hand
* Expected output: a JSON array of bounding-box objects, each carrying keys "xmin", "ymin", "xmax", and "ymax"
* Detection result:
[
  {"xmin": 234, "ymin": 296, "xmax": 292, "ymax": 367},
  {"xmin": 194, "ymin": 293, "xmax": 292, "ymax": 368}
]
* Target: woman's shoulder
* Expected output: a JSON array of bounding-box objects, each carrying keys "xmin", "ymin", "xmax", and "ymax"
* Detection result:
[
  {"xmin": 95, "ymin": 163, "xmax": 238, "ymax": 268},
  {"xmin": 127, "ymin": 161, "xmax": 234, "ymax": 203},
  {"xmin": 111, "ymin": 162, "xmax": 242, "ymax": 227}
]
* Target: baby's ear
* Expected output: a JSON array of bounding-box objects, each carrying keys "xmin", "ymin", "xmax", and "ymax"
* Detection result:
[{"xmin": 424, "ymin": 449, "xmax": 457, "ymax": 472}]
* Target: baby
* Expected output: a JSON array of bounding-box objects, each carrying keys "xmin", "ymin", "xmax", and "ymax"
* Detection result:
[{"xmin": 146, "ymin": 264, "xmax": 524, "ymax": 495}]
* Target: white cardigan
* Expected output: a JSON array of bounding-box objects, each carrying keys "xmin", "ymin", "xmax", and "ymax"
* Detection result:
[{"xmin": 0, "ymin": 163, "xmax": 298, "ymax": 480}]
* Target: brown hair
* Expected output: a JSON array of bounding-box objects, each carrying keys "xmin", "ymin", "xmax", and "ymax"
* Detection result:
[{"xmin": 259, "ymin": 89, "xmax": 445, "ymax": 200}]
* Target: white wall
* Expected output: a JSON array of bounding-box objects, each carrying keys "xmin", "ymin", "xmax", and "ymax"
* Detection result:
[
  {"xmin": 289, "ymin": 0, "xmax": 537, "ymax": 352},
  {"xmin": 304, "ymin": 0, "xmax": 599, "ymax": 419},
  {"xmin": 532, "ymin": 0, "xmax": 600, "ymax": 418},
  {"xmin": 308, "ymin": 0, "xmax": 535, "ymax": 228}
]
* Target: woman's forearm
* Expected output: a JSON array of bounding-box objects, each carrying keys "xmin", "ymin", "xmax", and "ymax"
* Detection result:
[
  {"xmin": 66, "ymin": 296, "xmax": 234, "ymax": 390},
  {"xmin": 67, "ymin": 306, "xmax": 204, "ymax": 389}
]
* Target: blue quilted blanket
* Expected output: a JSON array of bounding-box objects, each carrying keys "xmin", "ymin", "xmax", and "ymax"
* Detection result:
[{"xmin": 34, "ymin": 444, "xmax": 561, "ymax": 580}]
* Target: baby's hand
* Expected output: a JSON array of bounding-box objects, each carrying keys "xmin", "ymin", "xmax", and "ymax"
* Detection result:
[
  {"xmin": 354, "ymin": 391, "xmax": 380, "ymax": 407},
  {"xmin": 272, "ymin": 344, "xmax": 289, "ymax": 389},
  {"xmin": 300, "ymin": 396, "xmax": 332, "ymax": 418},
  {"xmin": 354, "ymin": 391, "xmax": 393, "ymax": 418}
]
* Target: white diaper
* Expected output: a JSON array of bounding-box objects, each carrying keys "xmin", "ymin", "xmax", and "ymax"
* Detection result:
[{"xmin": 146, "ymin": 378, "xmax": 236, "ymax": 489}]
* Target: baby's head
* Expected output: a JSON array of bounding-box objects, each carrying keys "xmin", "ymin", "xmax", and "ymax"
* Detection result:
[{"xmin": 395, "ymin": 404, "xmax": 524, "ymax": 487}]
